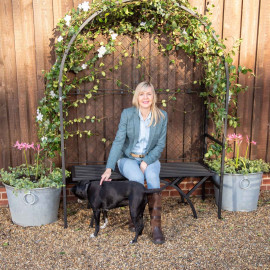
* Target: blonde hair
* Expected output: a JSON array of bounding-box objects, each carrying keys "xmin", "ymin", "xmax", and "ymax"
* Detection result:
[{"xmin": 132, "ymin": 81, "xmax": 165, "ymax": 126}]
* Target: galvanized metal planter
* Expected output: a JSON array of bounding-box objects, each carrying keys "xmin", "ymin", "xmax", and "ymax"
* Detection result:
[
  {"xmin": 212, "ymin": 173, "xmax": 263, "ymax": 212},
  {"xmin": 4, "ymin": 184, "xmax": 61, "ymax": 227}
]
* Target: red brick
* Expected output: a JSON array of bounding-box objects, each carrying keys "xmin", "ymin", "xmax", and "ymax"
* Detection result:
[
  {"xmin": 1, "ymin": 193, "xmax": 7, "ymax": 199},
  {"xmin": 260, "ymin": 186, "xmax": 267, "ymax": 191},
  {"xmin": 0, "ymin": 187, "xmax": 6, "ymax": 192},
  {"xmin": 205, "ymin": 189, "xmax": 212, "ymax": 195},
  {"xmin": 0, "ymin": 200, "xmax": 8, "ymax": 206},
  {"xmin": 185, "ymin": 183, "xmax": 196, "ymax": 189},
  {"xmin": 161, "ymin": 191, "xmax": 170, "ymax": 197},
  {"xmin": 190, "ymin": 189, "xmax": 202, "ymax": 196},
  {"xmin": 262, "ymin": 179, "xmax": 270, "ymax": 185},
  {"xmin": 169, "ymin": 190, "xmax": 181, "ymax": 197},
  {"xmin": 164, "ymin": 186, "xmax": 176, "ymax": 190},
  {"xmin": 205, "ymin": 182, "xmax": 214, "ymax": 189}
]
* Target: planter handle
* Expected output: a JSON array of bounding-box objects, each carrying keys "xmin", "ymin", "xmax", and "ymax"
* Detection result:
[
  {"xmin": 239, "ymin": 176, "xmax": 251, "ymax": 190},
  {"xmin": 23, "ymin": 192, "xmax": 36, "ymax": 205}
]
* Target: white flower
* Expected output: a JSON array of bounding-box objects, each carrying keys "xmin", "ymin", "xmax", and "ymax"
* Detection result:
[
  {"xmin": 111, "ymin": 33, "xmax": 118, "ymax": 40},
  {"xmin": 78, "ymin": 1, "xmax": 90, "ymax": 12},
  {"xmin": 41, "ymin": 136, "xmax": 47, "ymax": 142},
  {"xmin": 97, "ymin": 46, "xmax": 107, "ymax": 58},
  {"xmin": 50, "ymin": 91, "xmax": 56, "ymax": 98},
  {"xmin": 36, "ymin": 109, "xmax": 43, "ymax": 121},
  {"xmin": 59, "ymin": 97, "xmax": 63, "ymax": 101},
  {"xmin": 81, "ymin": 63, "xmax": 88, "ymax": 69},
  {"xmin": 140, "ymin": 22, "xmax": 146, "ymax": 26},
  {"xmin": 64, "ymin": 15, "xmax": 72, "ymax": 26},
  {"xmin": 182, "ymin": 29, "xmax": 187, "ymax": 35},
  {"xmin": 109, "ymin": 29, "xmax": 118, "ymax": 40},
  {"xmin": 57, "ymin": 36, "xmax": 63, "ymax": 42}
]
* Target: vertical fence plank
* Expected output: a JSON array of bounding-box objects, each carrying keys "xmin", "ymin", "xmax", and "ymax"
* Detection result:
[
  {"xmin": 206, "ymin": 0, "xmax": 224, "ymax": 37},
  {"xmin": 222, "ymin": 0, "xmax": 243, "ymax": 139},
  {"xmin": 222, "ymin": 0, "xmax": 242, "ymax": 48},
  {"xmin": 33, "ymin": 0, "xmax": 54, "ymax": 101},
  {"xmin": 12, "ymin": 0, "xmax": 39, "ymax": 164},
  {"xmin": 0, "ymin": 1, "xmax": 10, "ymax": 169},
  {"xmin": 53, "ymin": 0, "xmax": 73, "ymax": 26},
  {"xmin": 236, "ymin": 0, "xmax": 260, "ymax": 157},
  {"xmin": 188, "ymin": 0, "xmax": 206, "ymax": 15},
  {"xmin": 0, "ymin": 0, "xmax": 22, "ymax": 168},
  {"xmin": 251, "ymin": 0, "xmax": 270, "ymax": 160}
]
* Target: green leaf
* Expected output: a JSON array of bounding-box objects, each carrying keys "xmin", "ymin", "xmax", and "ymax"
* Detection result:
[
  {"xmin": 101, "ymin": 71, "xmax": 106, "ymax": 77},
  {"xmin": 166, "ymin": 44, "xmax": 173, "ymax": 51}
]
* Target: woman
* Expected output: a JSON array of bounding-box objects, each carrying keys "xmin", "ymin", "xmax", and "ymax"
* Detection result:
[{"xmin": 100, "ymin": 81, "xmax": 168, "ymax": 244}]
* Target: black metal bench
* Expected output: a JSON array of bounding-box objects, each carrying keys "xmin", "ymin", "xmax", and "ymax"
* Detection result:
[{"xmin": 71, "ymin": 161, "xmax": 215, "ymax": 218}]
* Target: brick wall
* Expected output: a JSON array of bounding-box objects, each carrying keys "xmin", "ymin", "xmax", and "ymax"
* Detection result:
[
  {"xmin": 1, "ymin": 174, "xmax": 270, "ymax": 207},
  {"xmin": 0, "ymin": 186, "xmax": 8, "ymax": 207}
]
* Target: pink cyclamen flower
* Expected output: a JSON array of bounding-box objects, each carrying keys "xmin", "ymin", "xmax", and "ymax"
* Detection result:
[
  {"xmin": 237, "ymin": 134, "xmax": 243, "ymax": 141},
  {"xmin": 227, "ymin": 134, "xmax": 236, "ymax": 141},
  {"xmin": 35, "ymin": 144, "xmax": 43, "ymax": 153},
  {"xmin": 13, "ymin": 141, "xmax": 24, "ymax": 150},
  {"xmin": 251, "ymin": 141, "xmax": 257, "ymax": 145},
  {"xmin": 14, "ymin": 141, "xmax": 21, "ymax": 149},
  {"xmin": 28, "ymin": 143, "xmax": 35, "ymax": 150}
]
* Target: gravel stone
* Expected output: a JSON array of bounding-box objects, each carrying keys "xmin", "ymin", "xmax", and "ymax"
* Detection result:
[{"xmin": 0, "ymin": 191, "xmax": 269, "ymax": 269}]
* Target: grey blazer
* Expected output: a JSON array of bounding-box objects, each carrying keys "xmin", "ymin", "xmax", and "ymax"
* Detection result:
[{"xmin": 106, "ymin": 106, "xmax": 168, "ymax": 170}]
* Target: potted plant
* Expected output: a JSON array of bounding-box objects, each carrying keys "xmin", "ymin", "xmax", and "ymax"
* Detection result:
[
  {"xmin": 0, "ymin": 141, "xmax": 70, "ymax": 227},
  {"xmin": 205, "ymin": 133, "xmax": 270, "ymax": 212}
]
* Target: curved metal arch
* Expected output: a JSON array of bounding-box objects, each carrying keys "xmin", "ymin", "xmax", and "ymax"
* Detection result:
[{"xmin": 58, "ymin": 0, "xmax": 229, "ymax": 227}]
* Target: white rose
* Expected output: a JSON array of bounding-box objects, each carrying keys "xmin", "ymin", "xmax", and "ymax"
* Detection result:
[
  {"xmin": 64, "ymin": 15, "xmax": 72, "ymax": 26},
  {"xmin": 81, "ymin": 64, "xmax": 88, "ymax": 69},
  {"xmin": 57, "ymin": 36, "xmax": 63, "ymax": 42}
]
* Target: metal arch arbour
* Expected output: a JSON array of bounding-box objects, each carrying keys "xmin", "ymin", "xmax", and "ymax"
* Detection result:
[{"xmin": 57, "ymin": 0, "xmax": 230, "ymax": 227}]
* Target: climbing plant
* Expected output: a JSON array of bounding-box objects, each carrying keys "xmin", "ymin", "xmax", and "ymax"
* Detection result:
[{"xmin": 37, "ymin": 0, "xmax": 252, "ymax": 158}]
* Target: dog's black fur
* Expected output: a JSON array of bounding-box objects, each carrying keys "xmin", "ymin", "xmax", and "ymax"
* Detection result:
[{"xmin": 72, "ymin": 180, "xmax": 157, "ymax": 243}]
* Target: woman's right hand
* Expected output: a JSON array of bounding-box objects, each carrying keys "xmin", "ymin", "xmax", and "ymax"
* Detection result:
[{"xmin": 100, "ymin": 168, "xmax": 112, "ymax": 185}]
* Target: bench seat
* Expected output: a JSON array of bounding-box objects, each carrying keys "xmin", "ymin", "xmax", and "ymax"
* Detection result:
[{"xmin": 71, "ymin": 162, "xmax": 215, "ymax": 218}]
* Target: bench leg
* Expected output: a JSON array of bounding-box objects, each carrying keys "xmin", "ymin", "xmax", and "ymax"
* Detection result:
[{"xmin": 161, "ymin": 179, "xmax": 198, "ymax": 219}]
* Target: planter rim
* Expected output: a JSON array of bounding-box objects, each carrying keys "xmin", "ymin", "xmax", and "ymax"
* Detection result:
[
  {"xmin": 3, "ymin": 183, "xmax": 61, "ymax": 191},
  {"xmin": 213, "ymin": 172, "xmax": 263, "ymax": 176}
]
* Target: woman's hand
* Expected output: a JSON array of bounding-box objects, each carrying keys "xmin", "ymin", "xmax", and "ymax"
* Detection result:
[
  {"xmin": 140, "ymin": 161, "xmax": 148, "ymax": 174},
  {"xmin": 100, "ymin": 168, "xmax": 112, "ymax": 185}
]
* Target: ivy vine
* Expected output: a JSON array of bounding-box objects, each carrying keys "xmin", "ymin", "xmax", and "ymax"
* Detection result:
[{"xmin": 37, "ymin": 0, "xmax": 252, "ymax": 159}]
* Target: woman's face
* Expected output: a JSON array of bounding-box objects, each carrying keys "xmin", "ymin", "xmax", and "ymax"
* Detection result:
[{"xmin": 138, "ymin": 87, "xmax": 153, "ymax": 110}]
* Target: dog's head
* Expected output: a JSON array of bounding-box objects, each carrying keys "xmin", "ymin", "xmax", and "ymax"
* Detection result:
[{"xmin": 71, "ymin": 181, "xmax": 91, "ymax": 200}]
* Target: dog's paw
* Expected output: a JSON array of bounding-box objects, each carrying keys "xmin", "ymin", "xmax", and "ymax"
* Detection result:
[
  {"xmin": 77, "ymin": 199, "xmax": 84, "ymax": 203},
  {"xmin": 100, "ymin": 218, "xmax": 108, "ymax": 229},
  {"xmin": 90, "ymin": 233, "xmax": 96, "ymax": 238},
  {"xmin": 130, "ymin": 240, "xmax": 137, "ymax": 244}
]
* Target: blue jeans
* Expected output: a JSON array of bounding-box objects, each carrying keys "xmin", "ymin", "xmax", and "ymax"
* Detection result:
[{"xmin": 117, "ymin": 158, "xmax": 161, "ymax": 189}]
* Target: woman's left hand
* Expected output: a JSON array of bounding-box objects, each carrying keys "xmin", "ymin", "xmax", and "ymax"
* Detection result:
[{"xmin": 140, "ymin": 161, "xmax": 148, "ymax": 174}]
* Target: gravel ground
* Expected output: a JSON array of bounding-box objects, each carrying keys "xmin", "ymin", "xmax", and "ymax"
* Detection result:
[{"xmin": 0, "ymin": 192, "xmax": 269, "ymax": 270}]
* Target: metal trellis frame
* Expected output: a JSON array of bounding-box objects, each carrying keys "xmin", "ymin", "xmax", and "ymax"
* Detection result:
[{"xmin": 57, "ymin": 0, "xmax": 230, "ymax": 227}]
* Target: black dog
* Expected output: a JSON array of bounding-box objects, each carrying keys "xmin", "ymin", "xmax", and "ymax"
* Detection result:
[{"xmin": 72, "ymin": 180, "xmax": 160, "ymax": 243}]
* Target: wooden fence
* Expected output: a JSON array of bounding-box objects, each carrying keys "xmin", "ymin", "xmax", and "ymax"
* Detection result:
[{"xmin": 0, "ymin": 0, "xmax": 269, "ymax": 170}]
